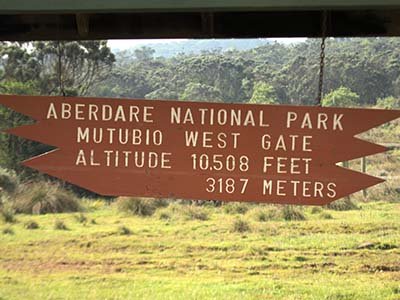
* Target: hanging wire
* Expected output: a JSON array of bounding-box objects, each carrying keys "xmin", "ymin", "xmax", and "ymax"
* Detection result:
[
  {"xmin": 315, "ymin": 10, "xmax": 328, "ymax": 106},
  {"xmin": 57, "ymin": 41, "xmax": 66, "ymax": 97}
]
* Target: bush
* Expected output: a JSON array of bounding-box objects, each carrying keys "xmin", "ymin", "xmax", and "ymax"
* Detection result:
[
  {"xmin": 24, "ymin": 220, "xmax": 39, "ymax": 229},
  {"xmin": 118, "ymin": 225, "xmax": 132, "ymax": 235},
  {"xmin": 231, "ymin": 218, "xmax": 251, "ymax": 233},
  {"xmin": 223, "ymin": 202, "xmax": 251, "ymax": 214},
  {"xmin": 13, "ymin": 182, "xmax": 81, "ymax": 214},
  {"xmin": 282, "ymin": 206, "xmax": 306, "ymax": 221},
  {"xmin": 54, "ymin": 219, "xmax": 68, "ymax": 230},
  {"xmin": 182, "ymin": 206, "xmax": 209, "ymax": 221},
  {"xmin": 0, "ymin": 204, "xmax": 16, "ymax": 223},
  {"xmin": 2, "ymin": 227, "xmax": 14, "ymax": 235},
  {"xmin": 0, "ymin": 168, "xmax": 19, "ymax": 195},
  {"xmin": 326, "ymin": 198, "xmax": 358, "ymax": 211},
  {"xmin": 115, "ymin": 197, "xmax": 156, "ymax": 216}
]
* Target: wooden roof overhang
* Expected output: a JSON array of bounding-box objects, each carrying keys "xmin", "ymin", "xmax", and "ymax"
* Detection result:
[{"xmin": 1, "ymin": 0, "xmax": 400, "ymax": 40}]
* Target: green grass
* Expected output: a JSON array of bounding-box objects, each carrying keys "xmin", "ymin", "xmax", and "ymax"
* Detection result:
[{"xmin": 0, "ymin": 201, "xmax": 399, "ymax": 300}]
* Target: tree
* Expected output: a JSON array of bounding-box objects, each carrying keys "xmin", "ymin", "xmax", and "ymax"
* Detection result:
[
  {"xmin": 32, "ymin": 41, "xmax": 115, "ymax": 96},
  {"xmin": 249, "ymin": 82, "xmax": 277, "ymax": 104},
  {"xmin": 0, "ymin": 81, "xmax": 49, "ymax": 176},
  {"xmin": 322, "ymin": 86, "xmax": 360, "ymax": 107},
  {"xmin": 180, "ymin": 83, "xmax": 223, "ymax": 102},
  {"xmin": 134, "ymin": 46, "xmax": 156, "ymax": 62},
  {"xmin": 145, "ymin": 87, "xmax": 178, "ymax": 100},
  {"xmin": 376, "ymin": 96, "xmax": 400, "ymax": 109}
]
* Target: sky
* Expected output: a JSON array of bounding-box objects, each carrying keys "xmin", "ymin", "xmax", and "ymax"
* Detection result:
[{"xmin": 107, "ymin": 38, "xmax": 306, "ymax": 51}]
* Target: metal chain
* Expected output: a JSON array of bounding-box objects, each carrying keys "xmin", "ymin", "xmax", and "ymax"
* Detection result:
[
  {"xmin": 57, "ymin": 40, "xmax": 66, "ymax": 97},
  {"xmin": 316, "ymin": 10, "xmax": 328, "ymax": 106}
]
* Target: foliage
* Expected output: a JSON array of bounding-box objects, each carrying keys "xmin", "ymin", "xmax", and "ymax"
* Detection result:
[
  {"xmin": 115, "ymin": 197, "xmax": 157, "ymax": 216},
  {"xmin": 180, "ymin": 83, "xmax": 223, "ymax": 102},
  {"xmin": 13, "ymin": 182, "xmax": 81, "ymax": 214},
  {"xmin": 322, "ymin": 86, "xmax": 360, "ymax": 107},
  {"xmin": 376, "ymin": 96, "xmax": 400, "ymax": 109},
  {"xmin": 249, "ymin": 82, "xmax": 277, "ymax": 104}
]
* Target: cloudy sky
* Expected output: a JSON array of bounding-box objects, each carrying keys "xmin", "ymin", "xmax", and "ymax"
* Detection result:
[{"xmin": 107, "ymin": 38, "xmax": 306, "ymax": 50}]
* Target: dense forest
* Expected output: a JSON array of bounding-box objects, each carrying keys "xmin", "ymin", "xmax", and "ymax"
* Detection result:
[{"xmin": 1, "ymin": 38, "xmax": 400, "ymax": 178}]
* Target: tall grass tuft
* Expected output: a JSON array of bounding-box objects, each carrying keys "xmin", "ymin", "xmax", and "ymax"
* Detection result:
[
  {"xmin": 223, "ymin": 202, "xmax": 251, "ymax": 214},
  {"xmin": 24, "ymin": 220, "xmax": 39, "ymax": 229},
  {"xmin": 249, "ymin": 206, "xmax": 281, "ymax": 222},
  {"xmin": 54, "ymin": 219, "xmax": 68, "ymax": 230},
  {"xmin": 231, "ymin": 218, "xmax": 251, "ymax": 233},
  {"xmin": 2, "ymin": 226, "xmax": 14, "ymax": 235},
  {"xmin": 13, "ymin": 182, "xmax": 81, "ymax": 214},
  {"xmin": 282, "ymin": 206, "xmax": 306, "ymax": 221},
  {"xmin": 117, "ymin": 225, "xmax": 132, "ymax": 235},
  {"xmin": 327, "ymin": 198, "xmax": 358, "ymax": 211},
  {"xmin": 115, "ymin": 197, "xmax": 156, "ymax": 216},
  {"xmin": 182, "ymin": 205, "xmax": 209, "ymax": 221},
  {"xmin": 0, "ymin": 204, "xmax": 16, "ymax": 223}
]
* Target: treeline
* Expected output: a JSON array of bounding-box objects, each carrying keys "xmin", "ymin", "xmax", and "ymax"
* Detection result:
[
  {"xmin": 1, "ymin": 38, "xmax": 400, "ymax": 178},
  {"xmin": 97, "ymin": 38, "xmax": 400, "ymax": 107}
]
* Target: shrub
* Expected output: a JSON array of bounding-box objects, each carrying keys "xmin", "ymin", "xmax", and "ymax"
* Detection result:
[
  {"xmin": 54, "ymin": 219, "xmax": 68, "ymax": 230},
  {"xmin": 182, "ymin": 206, "xmax": 209, "ymax": 221},
  {"xmin": 0, "ymin": 204, "xmax": 16, "ymax": 223},
  {"xmin": 0, "ymin": 168, "xmax": 19, "ymax": 195},
  {"xmin": 231, "ymin": 218, "xmax": 251, "ymax": 233},
  {"xmin": 282, "ymin": 206, "xmax": 306, "ymax": 221},
  {"xmin": 223, "ymin": 202, "xmax": 251, "ymax": 214},
  {"xmin": 24, "ymin": 220, "xmax": 39, "ymax": 229},
  {"xmin": 14, "ymin": 182, "xmax": 81, "ymax": 214},
  {"xmin": 118, "ymin": 225, "xmax": 132, "ymax": 235},
  {"xmin": 2, "ymin": 227, "xmax": 14, "ymax": 235},
  {"xmin": 115, "ymin": 197, "xmax": 157, "ymax": 216},
  {"xmin": 326, "ymin": 198, "xmax": 358, "ymax": 211}
]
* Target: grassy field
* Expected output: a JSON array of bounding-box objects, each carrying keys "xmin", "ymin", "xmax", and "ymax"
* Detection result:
[{"xmin": 0, "ymin": 201, "xmax": 399, "ymax": 300}]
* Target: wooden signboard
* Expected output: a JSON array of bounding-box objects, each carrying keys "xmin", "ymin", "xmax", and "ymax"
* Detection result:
[{"xmin": 1, "ymin": 95, "xmax": 399, "ymax": 205}]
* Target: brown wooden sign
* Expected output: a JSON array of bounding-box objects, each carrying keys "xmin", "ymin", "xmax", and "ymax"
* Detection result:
[{"xmin": 1, "ymin": 95, "xmax": 399, "ymax": 205}]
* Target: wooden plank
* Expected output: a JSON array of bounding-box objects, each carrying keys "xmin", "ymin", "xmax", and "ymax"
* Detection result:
[{"xmin": 1, "ymin": 0, "xmax": 400, "ymax": 14}]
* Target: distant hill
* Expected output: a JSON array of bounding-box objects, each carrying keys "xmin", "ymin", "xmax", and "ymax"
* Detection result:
[{"xmin": 113, "ymin": 39, "xmax": 271, "ymax": 57}]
